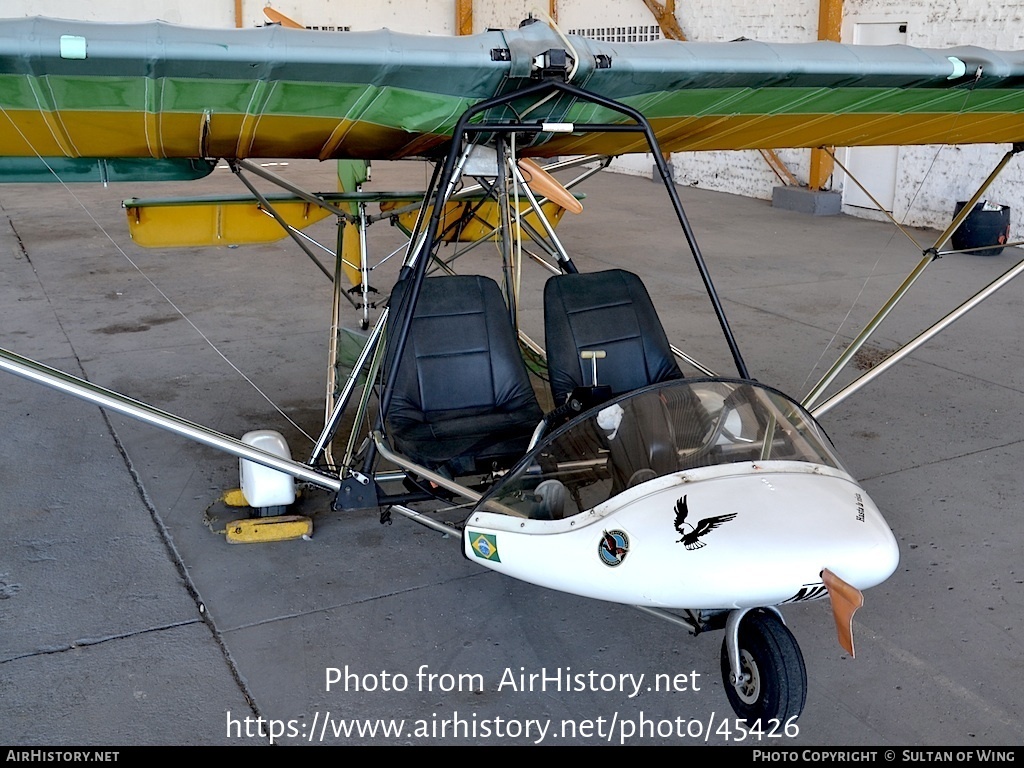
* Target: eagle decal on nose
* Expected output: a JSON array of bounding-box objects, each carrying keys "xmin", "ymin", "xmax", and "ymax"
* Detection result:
[{"xmin": 673, "ymin": 495, "xmax": 736, "ymax": 550}]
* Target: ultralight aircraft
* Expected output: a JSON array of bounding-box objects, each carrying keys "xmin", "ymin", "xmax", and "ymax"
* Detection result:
[{"xmin": 1, "ymin": 15, "xmax": 1024, "ymax": 725}]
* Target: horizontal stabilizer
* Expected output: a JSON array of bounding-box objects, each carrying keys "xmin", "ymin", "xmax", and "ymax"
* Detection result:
[{"xmin": 124, "ymin": 194, "xmax": 332, "ymax": 247}]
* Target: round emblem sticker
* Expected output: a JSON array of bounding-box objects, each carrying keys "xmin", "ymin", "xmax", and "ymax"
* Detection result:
[{"xmin": 598, "ymin": 529, "xmax": 629, "ymax": 567}]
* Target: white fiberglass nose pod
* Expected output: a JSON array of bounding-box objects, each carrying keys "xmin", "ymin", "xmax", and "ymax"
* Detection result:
[
  {"xmin": 467, "ymin": 379, "xmax": 898, "ymax": 609},
  {"xmin": 464, "ymin": 379, "xmax": 899, "ymax": 723}
]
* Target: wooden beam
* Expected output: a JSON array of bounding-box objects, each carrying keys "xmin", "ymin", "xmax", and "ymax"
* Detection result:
[
  {"xmin": 641, "ymin": 1, "xmax": 685, "ymax": 167},
  {"xmin": 760, "ymin": 149, "xmax": 801, "ymax": 187},
  {"xmin": 810, "ymin": 0, "xmax": 843, "ymax": 189},
  {"xmin": 818, "ymin": 0, "xmax": 843, "ymax": 42},
  {"xmin": 641, "ymin": 0, "xmax": 686, "ymax": 41},
  {"xmin": 456, "ymin": 0, "xmax": 473, "ymax": 36}
]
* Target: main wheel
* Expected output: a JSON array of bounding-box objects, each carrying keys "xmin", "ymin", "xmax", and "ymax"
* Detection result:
[{"xmin": 720, "ymin": 610, "xmax": 807, "ymax": 726}]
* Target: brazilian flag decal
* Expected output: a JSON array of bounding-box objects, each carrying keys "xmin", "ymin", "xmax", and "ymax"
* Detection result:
[{"xmin": 468, "ymin": 531, "xmax": 500, "ymax": 562}]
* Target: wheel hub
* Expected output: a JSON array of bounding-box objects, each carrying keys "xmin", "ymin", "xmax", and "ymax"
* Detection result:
[{"xmin": 735, "ymin": 649, "xmax": 761, "ymax": 705}]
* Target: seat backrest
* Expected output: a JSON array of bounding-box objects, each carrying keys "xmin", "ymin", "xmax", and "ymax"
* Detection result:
[
  {"xmin": 544, "ymin": 269, "xmax": 683, "ymax": 405},
  {"xmin": 384, "ymin": 274, "xmax": 542, "ymax": 472}
]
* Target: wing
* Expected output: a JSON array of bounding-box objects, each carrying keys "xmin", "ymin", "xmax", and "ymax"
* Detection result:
[
  {"xmin": 690, "ymin": 513, "xmax": 738, "ymax": 540},
  {"xmin": 673, "ymin": 495, "xmax": 689, "ymax": 533},
  {"xmin": 601, "ymin": 531, "xmax": 615, "ymax": 551},
  {"xmin": 2, "ymin": 18, "xmax": 1024, "ymax": 167},
  {"xmin": 680, "ymin": 513, "xmax": 738, "ymax": 548}
]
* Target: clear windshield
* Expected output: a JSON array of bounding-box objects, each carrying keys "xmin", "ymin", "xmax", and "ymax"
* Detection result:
[{"xmin": 478, "ymin": 379, "xmax": 845, "ymax": 519}]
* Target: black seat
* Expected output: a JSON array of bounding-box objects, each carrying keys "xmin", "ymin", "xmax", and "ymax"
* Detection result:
[
  {"xmin": 384, "ymin": 274, "xmax": 543, "ymax": 475},
  {"xmin": 543, "ymin": 269, "xmax": 683, "ymax": 405},
  {"xmin": 544, "ymin": 269, "xmax": 697, "ymax": 494}
]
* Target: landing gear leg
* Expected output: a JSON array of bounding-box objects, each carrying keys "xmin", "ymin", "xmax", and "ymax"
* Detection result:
[{"xmin": 721, "ymin": 608, "xmax": 807, "ymax": 725}]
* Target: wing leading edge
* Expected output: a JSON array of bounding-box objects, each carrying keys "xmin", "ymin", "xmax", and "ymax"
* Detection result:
[{"xmin": 1, "ymin": 17, "xmax": 1024, "ymax": 165}]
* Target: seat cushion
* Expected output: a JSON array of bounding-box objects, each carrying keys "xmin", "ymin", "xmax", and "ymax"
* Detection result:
[
  {"xmin": 385, "ymin": 274, "xmax": 543, "ymax": 472},
  {"xmin": 544, "ymin": 269, "xmax": 683, "ymax": 404}
]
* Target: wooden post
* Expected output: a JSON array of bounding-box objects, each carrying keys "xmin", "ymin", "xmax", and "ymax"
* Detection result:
[
  {"xmin": 810, "ymin": 0, "xmax": 843, "ymax": 190},
  {"xmin": 456, "ymin": 0, "xmax": 473, "ymax": 36},
  {"xmin": 641, "ymin": 0, "xmax": 686, "ymax": 41}
]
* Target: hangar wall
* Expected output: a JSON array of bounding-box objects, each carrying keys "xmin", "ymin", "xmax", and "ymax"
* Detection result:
[
  {"xmin": 604, "ymin": 0, "xmax": 1024, "ymax": 240},
  {"xmin": 7, "ymin": 0, "xmax": 1024, "ymax": 239}
]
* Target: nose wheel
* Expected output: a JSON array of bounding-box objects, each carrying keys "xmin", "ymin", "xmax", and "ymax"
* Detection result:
[{"xmin": 720, "ymin": 609, "xmax": 807, "ymax": 725}]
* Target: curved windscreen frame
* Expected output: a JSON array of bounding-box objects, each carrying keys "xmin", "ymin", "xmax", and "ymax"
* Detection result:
[{"xmin": 477, "ymin": 378, "xmax": 845, "ymax": 519}]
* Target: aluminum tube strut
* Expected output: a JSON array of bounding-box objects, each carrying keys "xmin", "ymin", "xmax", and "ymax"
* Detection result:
[
  {"xmin": 802, "ymin": 252, "xmax": 934, "ymax": 410},
  {"xmin": 827, "ymin": 149, "xmax": 923, "ymax": 251},
  {"xmin": 803, "ymin": 143, "xmax": 1023, "ymax": 411},
  {"xmin": 404, "ymin": 145, "xmax": 474, "ymax": 272},
  {"xmin": 229, "ymin": 162, "xmax": 337, "ymax": 283},
  {"xmin": 323, "ymin": 223, "xmax": 347, "ymax": 469},
  {"xmin": 371, "ymin": 432, "xmax": 483, "ymax": 504},
  {"xmin": 234, "ymin": 158, "xmax": 354, "ymax": 220},
  {"xmin": 632, "ymin": 605, "xmax": 700, "ymax": 634},
  {"xmin": 522, "ymin": 246, "xmax": 563, "ymax": 276},
  {"xmin": 811, "ymin": 253, "xmax": 1024, "ymax": 418},
  {"xmin": 494, "ymin": 136, "xmax": 517, "ymax": 325},
  {"xmin": 515, "ymin": 218, "xmax": 565, "ymax": 263},
  {"xmin": 400, "ymin": 158, "xmax": 445, "ymax": 269},
  {"xmin": 0, "ymin": 346, "xmax": 342, "ymax": 491},
  {"xmin": 308, "ymin": 307, "xmax": 387, "ymax": 465},
  {"xmin": 357, "ymin": 201, "xmax": 371, "ymax": 329},
  {"xmin": 670, "ymin": 344, "xmax": 716, "ymax": 377},
  {"xmin": 518, "ymin": 329, "xmax": 545, "ymax": 357},
  {"xmin": 930, "ymin": 144, "xmax": 1023, "ymax": 254},
  {"xmin": 257, "ymin": 209, "xmax": 336, "ymax": 255},
  {"xmin": 341, "ymin": 328, "xmax": 387, "ymax": 470},
  {"xmin": 941, "ymin": 238, "xmax": 1024, "ymax": 257},
  {"xmin": 388, "ymin": 504, "xmax": 465, "ymax": 539},
  {"xmin": 509, "ymin": 157, "xmax": 573, "ymax": 268}
]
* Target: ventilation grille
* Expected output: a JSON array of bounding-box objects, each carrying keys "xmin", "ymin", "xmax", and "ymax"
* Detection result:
[{"xmin": 567, "ymin": 25, "xmax": 661, "ymax": 42}]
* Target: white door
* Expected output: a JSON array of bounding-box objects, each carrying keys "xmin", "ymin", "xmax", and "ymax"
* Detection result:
[{"xmin": 842, "ymin": 22, "xmax": 907, "ymax": 212}]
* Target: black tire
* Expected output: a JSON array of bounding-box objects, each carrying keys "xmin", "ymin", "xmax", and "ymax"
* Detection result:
[{"xmin": 720, "ymin": 610, "xmax": 807, "ymax": 726}]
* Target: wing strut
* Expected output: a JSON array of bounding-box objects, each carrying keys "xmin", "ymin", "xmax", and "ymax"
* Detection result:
[
  {"xmin": 229, "ymin": 160, "xmax": 340, "ymax": 282},
  {"xmin": 804, "ymin": 142, "xmax": 1024, "ymax": 413},
  {"xmin": 811, "ymin": 249, "xmax": 1024, "ymax": 418},
  {"xmin": 826, "ymin": 148, "xmax": 926, "ymax": 252},
  {"xmin": 0, "ymin": 346, "xmax": 341, "ymax": 491}
]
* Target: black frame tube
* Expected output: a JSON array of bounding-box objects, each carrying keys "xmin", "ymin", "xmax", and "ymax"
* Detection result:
[{"xmin": 368, "ymin": 77, "xmax": 750, "ymax": 477}]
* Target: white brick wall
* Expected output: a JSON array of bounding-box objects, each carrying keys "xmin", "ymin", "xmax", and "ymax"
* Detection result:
[
  {"xmin": 589, "ymin": 0, "xmax": 824, "ymax": 210},
  {"xmin": 596, "ymin": 0, "xmax": 1024, "ymax": 241},
  {"xmin": 842, "ymin": 1, "xmax": 1024, "ymax": 237},
  {"xmin": 681, "ymin": 0, "xmax": 821, "ymax": 43},
  {"xmin": 2, "ymin": 0, "xmax": 460, "ymax": 33}
]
